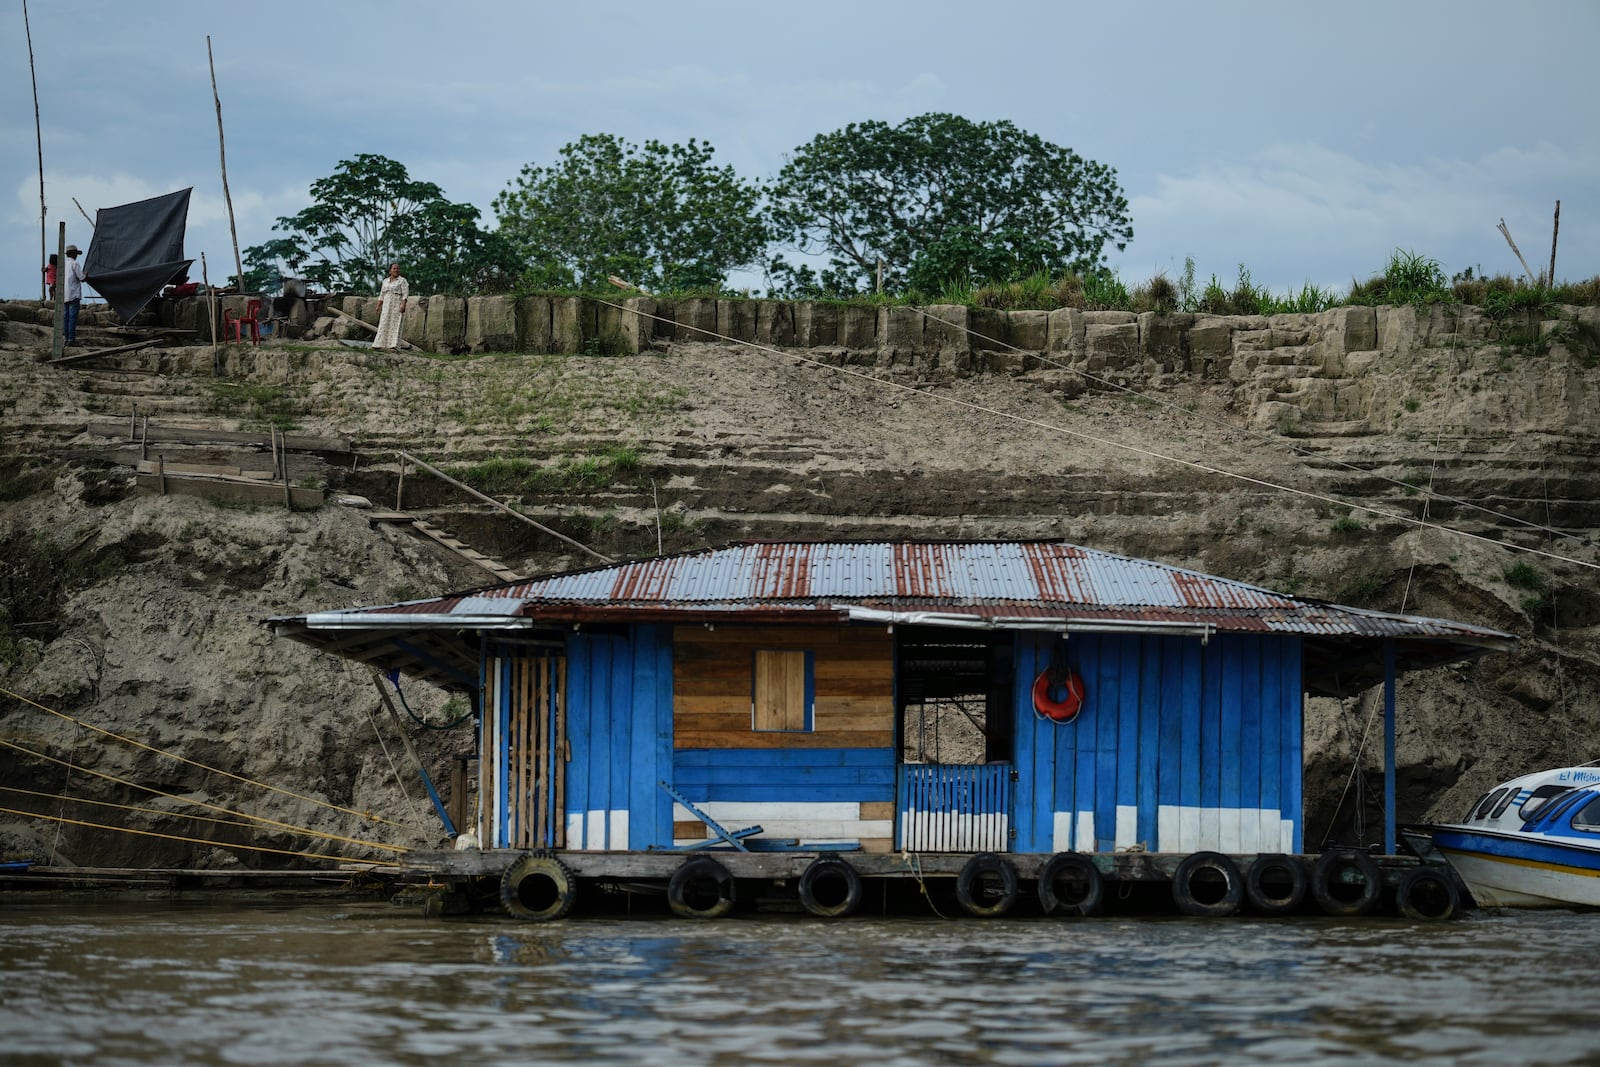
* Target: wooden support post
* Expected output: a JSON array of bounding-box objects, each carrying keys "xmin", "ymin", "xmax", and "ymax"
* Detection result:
[
  {"xmin": 156, "ymin": 456, "xmax": 166, "ymax": 496},
  {"xmin": 50, "ymin": 222, "xmax": 65, "ymax": 361},
  {"xmin": 396, "ymin": 454, "xmax": 405, "ymax": 511},
  {"xmin": 1383, "ymin": 639, "xmax": 1397, "ymax": 856},
  {"xmin": 1549, "ymin": 200, "xmax": 1561, "ymax": 288},
  {"xmin": 140, "ymin": 415, "xmax": 148, "ymax": 461}
]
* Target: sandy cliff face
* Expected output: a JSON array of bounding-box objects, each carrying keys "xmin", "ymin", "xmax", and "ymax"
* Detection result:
[{"xmin": 1, "ymin": 300, "xmax": 1597, "ymax": 867}]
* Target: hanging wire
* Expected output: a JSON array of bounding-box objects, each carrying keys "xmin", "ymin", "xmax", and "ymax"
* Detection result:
[
  {"xmin": 0, "ymin": 736, "xmax": 409, "ymax": 855},
  {"xmin": 592, "ymin": 296, "xmax": 1598, "ymax": 572},
  {"xmin": 0, "ymin": 684, "xmax": 406, "ymax": 829}
]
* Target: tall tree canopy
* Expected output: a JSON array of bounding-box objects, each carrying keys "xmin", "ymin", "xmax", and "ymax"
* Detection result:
[
  {"xmin": 242, "ymin": 154, "xmax": 516, "ymax": 293},
  {"xmin": 494, "ymin": 134, "xmax": 768, "ymax": 292},
  {"xmin": 768, "ymin": 113, "xmax": 1133, "ymax": 294}
]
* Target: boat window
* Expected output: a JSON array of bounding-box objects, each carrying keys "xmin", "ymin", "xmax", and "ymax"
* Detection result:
[
  {"xmin": 1490, "ymin": 789, "xmax": 1522, "ymax": 819},
  {"xmin": 1520, "ymin": 785, "xmax": 1572, "ymax": 819},
  {"xmin": 1472, "ymin": 788, "xmax": 1509, "ymax": 821},
  {"xmin": 1533, "ymin": 790, "xmax": 1590, "ymax": 827},
  {"xmin": 1570, "ymin": 795, "xmax": 1600, "ymax": 832},
  {"xmin": 1464, "ymin": 793, "xmax": 1491, "ymax": 821}
]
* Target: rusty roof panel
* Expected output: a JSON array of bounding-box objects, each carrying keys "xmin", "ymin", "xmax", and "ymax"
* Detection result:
[{"xmin": 281, "ymin": 541, "xmax": 1512, "ymax": 645}]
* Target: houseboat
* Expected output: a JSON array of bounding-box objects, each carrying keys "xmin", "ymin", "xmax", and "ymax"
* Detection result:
[{"xmin": 270, "ymin": 540, "xmax": 1513, "ymax": 920}]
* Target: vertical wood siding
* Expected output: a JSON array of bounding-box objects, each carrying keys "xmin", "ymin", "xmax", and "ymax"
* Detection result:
[
  {"xmin": 1016, "ymin": 631, "xmax": 1303, "ymax": 854},
  {"xmin": 562, "ymin": 625, "xmax": 674, "ymax": 850}
]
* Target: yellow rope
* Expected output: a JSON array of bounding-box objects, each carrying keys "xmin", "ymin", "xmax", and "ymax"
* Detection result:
[
  {"xmin": 0, "ymin": 806, "xmax": 402, "ymax": 866},
  {"xmin": 0, "ymin": 684, "xmax": 407, "ymax": 828},
  {"xmin": 0, "ymin": 737, "xmax": 411, "ymax": 854},
  {"xmin": 0, "ymin": 784, "xmax": 408, "ymax": 853}
]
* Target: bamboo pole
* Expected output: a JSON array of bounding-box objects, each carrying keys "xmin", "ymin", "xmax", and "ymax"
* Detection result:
[
  {"xmin": 201, "ymin": 252, "xmax": 220, "ymax": 373},
  {"xmin": 1548, "ymin": 200, "xmax": 1561, "ymax": 288},
  {"xmin": 1496, "ymin": 219, "xmax": 1538, "ymax": 285},
  {"xmin": 72, "ymin": 198, "xmax": 95, "ymax": 231},
  {"xmin": 208, "ymin": 37, "xmax": 243, "ymax": 290},
  {"xmin": 24, "ymin": 0, "xmax": 45, "ymax": 302}
]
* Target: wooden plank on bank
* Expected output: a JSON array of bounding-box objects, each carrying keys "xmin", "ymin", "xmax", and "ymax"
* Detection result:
[
  {"xmin": 47, "ymin": 338, "xmax": 163, "ymax": 365},
  {"xmin": 86, "ymin": 420, "xmax": 349, "ymax": 453},
  {"xmin": 135, "ymin": 472, "xmax": 323, "ymax": 509}
]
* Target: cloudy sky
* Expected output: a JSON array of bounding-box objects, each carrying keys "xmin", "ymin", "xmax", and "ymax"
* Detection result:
[{"xmin": 5, "ymin": 0, "xmax": 1597, "ymax": 302}]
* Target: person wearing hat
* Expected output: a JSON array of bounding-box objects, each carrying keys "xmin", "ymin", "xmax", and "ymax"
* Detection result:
[{"xmin": 62, "ymin": 243, "xmax": 87, "ymax": 345}]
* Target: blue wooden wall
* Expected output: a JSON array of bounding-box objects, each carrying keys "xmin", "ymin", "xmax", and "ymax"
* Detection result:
[
  {"xmin": 560, "ymin": 625, "xmax": 674, "ymax": 849},
  {"xmin": 1011, "ymin": 631, "xmax": 1303, "ymax": 854}
]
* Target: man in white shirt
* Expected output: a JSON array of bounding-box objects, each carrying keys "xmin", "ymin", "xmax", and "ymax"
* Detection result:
[{"xmin": 62, "ymin": 243, "xmax": 86, "ymax": 344}]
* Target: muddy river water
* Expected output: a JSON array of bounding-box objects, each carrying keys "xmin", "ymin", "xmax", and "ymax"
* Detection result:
[{"xmin": 2, "ymin": 902, "xmax": 1598, "ymax": 1065}]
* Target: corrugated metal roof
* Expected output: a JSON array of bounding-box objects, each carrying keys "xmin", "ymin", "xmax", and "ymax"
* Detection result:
[{"xmin": 280, "ymin": 541, "xmax": 1512, "ymax": 645}]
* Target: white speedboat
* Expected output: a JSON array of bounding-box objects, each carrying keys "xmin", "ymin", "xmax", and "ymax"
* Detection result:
[{"xmin": 1424, "ymin": 765, "xmax": 1600, "ymax": 908}]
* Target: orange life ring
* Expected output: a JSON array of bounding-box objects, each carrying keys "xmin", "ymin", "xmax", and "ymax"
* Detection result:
[{"xmin": 1032, "ymin": 668, "xmax": 1085, "ymax": 722}]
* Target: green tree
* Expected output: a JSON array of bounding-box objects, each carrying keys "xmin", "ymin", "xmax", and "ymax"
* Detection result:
[
  {"xmin": 768, "ymin": 113, "xmax": 1133, "ymax": 294},
  {"xmin": 241, "ymin": 154, "xmax": 516, "ymax": 293},
  {"xmin": 493, "ymin": 134, "xmax": 768, "ymax": 292}
]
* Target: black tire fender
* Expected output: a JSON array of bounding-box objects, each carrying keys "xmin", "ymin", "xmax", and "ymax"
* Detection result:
[
  {"xmin": 1311, "ymin": 850, "xmax": 1382, "ymax": 916},
  {"xmin": 1395, "ymin": 865, "xmax": 1460, "ymax": 922},
  {"xmin": 1036, "ymin": 852, "xmax": 1105, "ymax": 917},
  {"xmin": 499, "ymin": 852, "xmax": 577, "ymax": 922},
  {"xmin": 1171, "ymin": 851, "xmax": 1244, "ymax": 917},
  {"xmin": 1245, "ymin": 853, "xmax": 1309, "ymax": 915},
  {"xmin": 797, "ymin": 856, "xmax": 863, "ymax": 918},
  {"xmin": 955, "ymin": 852, "xmax": 1019, "ymax": 917},
  {"xmin": 667, "ymin": 856, "xmax": 737, "ymax": 919}
]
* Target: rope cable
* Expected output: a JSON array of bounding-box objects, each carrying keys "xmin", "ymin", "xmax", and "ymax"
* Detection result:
[
  {"xmin": 0, "ymin": 737, "xmax": 409, "ymax": 854},
  {"xmin": 0, "ymin": 806, "xmax": 400, "ymax": 866},
  {"xmin": 910, "ymin": 300, "xmax": 1588, "ymax": 547},
  {"xmin": 0, "ymin": 784, "xmax": 400, "ymax": 850},
  {"xmin": 0, "ymin": 684, "xmax": 406, "ymax": 829},
  {"xmin": 593, "ymin": 296, "xmax": 1599, "ymax": 572}
]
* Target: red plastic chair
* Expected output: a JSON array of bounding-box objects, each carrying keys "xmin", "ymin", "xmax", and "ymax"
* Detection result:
[{"xmin": 224, "ymin": 299, "xmax": 262, "ymax": 345}]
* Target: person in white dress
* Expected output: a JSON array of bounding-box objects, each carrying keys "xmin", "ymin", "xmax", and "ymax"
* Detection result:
[{"xmin": 373, "ymin": 263, "xmax": 408, "ymax": 350}]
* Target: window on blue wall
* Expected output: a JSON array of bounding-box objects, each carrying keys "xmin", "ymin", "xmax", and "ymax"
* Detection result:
[{"xmin": 752, "ymin": 649, "xmax": 814, "ymax": 731}]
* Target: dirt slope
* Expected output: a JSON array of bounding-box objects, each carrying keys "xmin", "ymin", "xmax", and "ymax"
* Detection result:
[{"xmin": 2, "ymin": 306, "xmax": 1598, "ymax": 867}]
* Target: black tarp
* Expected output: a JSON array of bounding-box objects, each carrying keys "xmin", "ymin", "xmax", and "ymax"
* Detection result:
[{"xmin": 82, "ymin": 188, "xmax": 195, "ymax": 321}]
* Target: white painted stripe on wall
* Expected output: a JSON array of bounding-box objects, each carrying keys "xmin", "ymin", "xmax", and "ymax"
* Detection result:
[
  {"xmin": 672, "ymin": 801, "xmax": 888, "ymax": 844},
  {"xmin": 1220, "ymin": 808, "xmax": 1242, "ymax": 854},
  {"xmin": 1076, "ymin": 811, "xmax": 1094, "ymax": 853},
  {"xmin": 1157, "ymin": 806, "xmax": 1179, "ymax": 852},
  {"xmin": 566, "ymin": 813, "xmax": 583, "ymax": 848},
  {"xmin": 609, "ymin": 810, "xmax": 628, "ymax": 851},
  {"xmin": 1053, "ymin": 811, "xmax": 1075, "ymax": 853},
  {"xmin": 899, "ymin": 811, "xmax": 1009, "ymax": 852},
  {"xmin": 585, "ymin": 808, "xmax": 607, "ymax": 850},
  {"xmin": 1179, "ymin": 807, "xmax": 1200, "ymax": 853},
  {"xmin": 1154, "ymin": 806, "xmax": 1298, "ymax": 854},
  {"xmin": 1115, "ymin": 805, "xmax": 1139, "ymax": 850}
]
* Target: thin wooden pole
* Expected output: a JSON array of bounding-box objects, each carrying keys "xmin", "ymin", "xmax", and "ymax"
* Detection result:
[
  {"xmin": 1496, "ymin": 219, "xmax": 1538, "ymax": 285},
  {"xmin": 201, "ymin": 252, "xmax": 220, "ymax": 375},
  {"xmin": 24, "ymin": 0, "xmax": 45, "ymax": 302},
  {"xmin": 50, "ymin": 222, "xmax": 65, "ymax": 360},
  {"xmin": 395, "ymin": 448, "xmax": 613, "ymax": 562},
  {"xmin": 72, "ymin": 198, "xmax": 95, "ymax": 231},
  {"xmin": 207, "ymin": 37, "xmax": 243, "ymax": 290},
  {"xmin": 1548, "ymin": 200, "xmax": 1561, "ymax": 288}
]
